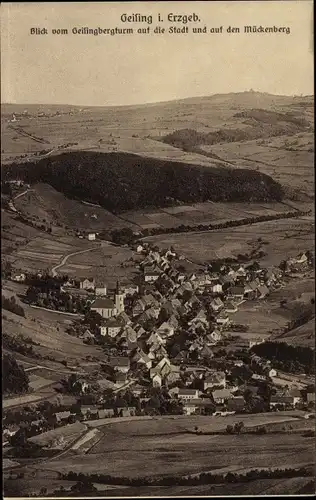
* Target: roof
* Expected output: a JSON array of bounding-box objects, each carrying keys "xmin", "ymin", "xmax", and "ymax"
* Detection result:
[
  {"xmin": 212, "ymin": 389, "xmax": 232, "ymax": 399},
  {"xmin": 184, "ymin": 398, "xmax": 214, "ymax": 407},
  {"xmin": 229, "ymin": 286, "xmax": 245, "ymax": 296},
  {"xmin": 109, "ymin": 357, "xmax": 130, "ymax": 367},
  {"xmin": 102, "ymin": 317, "xmax": 123, "ymax": 328},
  {"xmin": 205, "ymin": 372, "xmax": 226, "ymax": 384},
  {"xmin": 178, "ymin": 389, "xmax": 199, "ymax": 396},
  {"xmin": 91, "ymin": 297, "xmax": 116, "ymax": 309}
]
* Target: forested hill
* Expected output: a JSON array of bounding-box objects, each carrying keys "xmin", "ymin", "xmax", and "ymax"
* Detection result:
[{"xmin": 3, "ymin": 151, "xmax": 284, "ymax": 212}]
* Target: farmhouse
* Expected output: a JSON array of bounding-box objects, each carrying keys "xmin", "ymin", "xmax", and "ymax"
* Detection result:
[
  {"xmin": 224, "ymin": 301, "xmax": 238, "ymax": 313},
  {"xmin": 95, "ymin": 282, "xmax": 107, "ymax": 296},
  {"xmin": 212, "ymin": 388, "xmax": 233, "ymax": 404},
  {"xmin": 87, "ymin": 233, "xmax": 96, "ymax": 241},
  {"xmin": 91, "ymin": 297, "xmax": 117, "ymax": 318},
  {"xmin": 204, "ymin": 371, "xmax": 226, "ymax": 391},
  {"xmin": 210, "ymin": 297, "xmax": 224, "ymax": 312},
  {"xmin": 109, "ymin": 356, "xmax": 130, "ymax": 373},
  {"xmin": 80, "ymin": 278, "xmax": 95, "ymax": 290},
  {"xmin": 12, "ymin": 273, "xmax": 26, "ymax": 282},
  {"xmin": 183, "ymin": 398, "xmax": 214, "ymax": 416},
  {"xmin": 100, "ymin": 317, "xmax": 122, "ymax": 337},
  {"xmin": 178, "ymin": 388, "xmax": 200, "ymax": 400},
  {"xmin": 228, "ymin": 286, "xmax": 245, "ymax": 302}
]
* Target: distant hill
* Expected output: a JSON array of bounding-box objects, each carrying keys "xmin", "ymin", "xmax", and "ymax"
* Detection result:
[
  {"xmin": 1, "ymin": 92, "xmax": 313, "ymax": 201},
  {"xmin": 2, "ymin": 151, "xmax": 284, "ymax": 212}
]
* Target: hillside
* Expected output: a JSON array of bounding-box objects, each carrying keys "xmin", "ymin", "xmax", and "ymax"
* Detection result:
[
  {"xmin": 2, "ymin": 151, "xmax": 284, "ymax": 212},
  {"xmin": 1, "ymin": 92, "xmax": 313, "ymax": 202}
]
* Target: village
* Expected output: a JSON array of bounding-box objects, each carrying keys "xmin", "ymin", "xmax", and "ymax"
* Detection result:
[{"xmin": 3, "ymin": 236, "xmax": 315, "ymax": 450}]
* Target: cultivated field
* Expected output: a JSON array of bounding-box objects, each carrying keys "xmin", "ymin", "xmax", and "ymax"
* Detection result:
[
  {"xmin": 39, "ymin": 430, "xmax": 313, "ymax": 479},
  {"xmin": 120, "ymin": 200, "xmax": 300, "ymax": 231},
  {"xmin": 60, "ymin": 242, "xmax": 140, "ymax": 286},
  {"xmin": 36, "ymin": 413, "xmax": 313, "ymax": 480},
  {"xmin": 143, "ymin": 217, "xmax": 314, "ymax": 267}
]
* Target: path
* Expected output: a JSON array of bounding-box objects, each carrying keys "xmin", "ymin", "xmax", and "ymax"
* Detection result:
[
  {"xmin": 51, "ymin": 245, "xmax": 100, "ymax": 276},
  {"xmin": 13, "ymin": 188, "xmax": 35, "ymax": 200}
]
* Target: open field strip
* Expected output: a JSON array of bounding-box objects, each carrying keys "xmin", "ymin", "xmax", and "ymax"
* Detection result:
[
  {"xmin": 28, "ymin": 422, "xmax": 87, "ymax": 447},
  {"xmin": 71, "ymin": 428, "xmax": 103, "ymax": 452}
]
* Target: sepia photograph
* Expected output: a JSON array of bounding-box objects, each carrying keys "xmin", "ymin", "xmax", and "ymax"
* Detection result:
[{"xmin": 1, "ymin": 1, "xmax": 315, "ymax": 497}]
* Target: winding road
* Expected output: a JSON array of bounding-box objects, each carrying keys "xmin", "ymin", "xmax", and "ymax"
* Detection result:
[{"xmin": 51, "ymin": 246, "xmax": 100, "ymax": 277}]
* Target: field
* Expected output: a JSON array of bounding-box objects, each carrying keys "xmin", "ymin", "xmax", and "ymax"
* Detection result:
[
  {"xmin": 106, "ymin": 477, "xmax": 314, "ymax": 496},
  {"xmin": 35, "ymin": 413, "xmax": 313, "ymax": 480},
  {"xmin": 208, "ymin": 132, "xmax": 314, "ymax": 199},
  {"xmin": 60, "ymin": 241, "xmax": 140, "ymax": 286},
  {"xmin": 143, "ymin": 217, "xmax": 314, "ymax": 267},
  {"xmin": 28, "ymin": 422, "xmax": 87, "ymax": 448},
  {"xmin": 120, "ymin": 200, "xmax": 302, "ymax": 231},
  {"xmin": 39, "ymin": 430, "xmax": 314, "ymax": 479},
  {"xmin": 13, "ymin": 183, "xmax": 137, "ymax": 231}
]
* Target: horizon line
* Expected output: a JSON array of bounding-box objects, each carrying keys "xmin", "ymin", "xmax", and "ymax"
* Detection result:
[{"xmin": 1, "ymin": 90, "xmax": 314, "ymax": 109}]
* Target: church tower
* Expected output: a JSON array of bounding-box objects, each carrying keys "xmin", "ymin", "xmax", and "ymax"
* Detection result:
[{"xmin": 115, "ymin": 280, "xmax": 125, "ymax": 314}]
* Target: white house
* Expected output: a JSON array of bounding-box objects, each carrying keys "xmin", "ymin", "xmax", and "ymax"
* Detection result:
[
  {"xmin": 211, "ymin": 283, "xmax": 223, "ymax": 294},
  {"xmin": 100, "ymin": 318, "xmax": 122, "ymax": 338},
  {"xmin": 95, "ymin": 283, "xmax": 107, "ymax": 296},
  {"xmin": 12, "ymin": 273, "xmax": 26, "ymax": 283},
  {"xmin": 152, "ymin": 373, "xmax": 162, "ymax": 387},
  {"xmin": 80, "ymin": 278, "xmax": 95, "ymax": 290},
  {"xmin": 87, "ymin": 233, "xmax": 96, "ymax": 241}
]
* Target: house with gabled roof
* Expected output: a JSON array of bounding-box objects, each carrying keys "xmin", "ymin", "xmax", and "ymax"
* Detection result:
[
  {"xmin": 165, "ymin": 364, "xmax": 181, "ymax": 384},
  {"xmin": 117, "ymin": 311, "xmax": 131, "ymax": 326},
  {"xmin": 108, "ymin": 356, "xmax": 130, "ymax": 373},
  {"xmin": 210, "ymin": 297, "xmax": 224, "ymax": 312},
  {"xmin": 178, "ymin": 388, "xmax": 200, "ymax": 400},
  {"xmin": 215, "ymin": 313, "xmax": 230, "ymax": 326},
  {"xmin": 224, "ymin": 301, "xmax": 238, "ymax": 313},
  {"xmin": 258, "ymin": 284, "xmax": 269, "ymax": 299},
  {"xmin": 132, "ymin": 349, "xmax": 152, "ymax": 369},
  {"xmin": 79, "ymin": 329, "xmax": 95, "ymax": 341},
  {"xmin": 147, "ymin": 331, "xmax": 165, "ymax": 346},
  {"xmin": 157, "ymin": 320, "xmax": 176, "ymax": 338},
  {"xmin": 95, "ymin": 282, "xmax": 107, "ymax": 296},
  {"xmin": 206, "ymin": 329, "xmax": 222, "ymax": 345},
  {"xmin": 200, "ymin": 344, "xmax": 214, "ymax": 358},
  {"xmin": 80, "ymin": 277, "xmax": 95, "ymax": 291},
  {"xmin": 204, "ymin": 371, "xmax": 226, "ymax": 391},
  {"xmin": 100, "ymin": 317, "xmax": 123, "ymax": 337},
  {"xmin": 121, "ymin": 325, "xmax": 138, "ymax": 344},
  {"xmin": 228, "ymin": 286, "xmax": 245, "ymax": 302},
  {"xmin": 212, "ymin": 388, "xmax": 233, "ymax": 404},
  {"xmin": 149, "ymin": 343, "xmax": 168, "ymax": 360}
]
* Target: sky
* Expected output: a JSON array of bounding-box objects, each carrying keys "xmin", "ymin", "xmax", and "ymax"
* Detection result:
[{"xmin": 1, "ymin": 1, "xmax": 314, "ymax": 106}]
